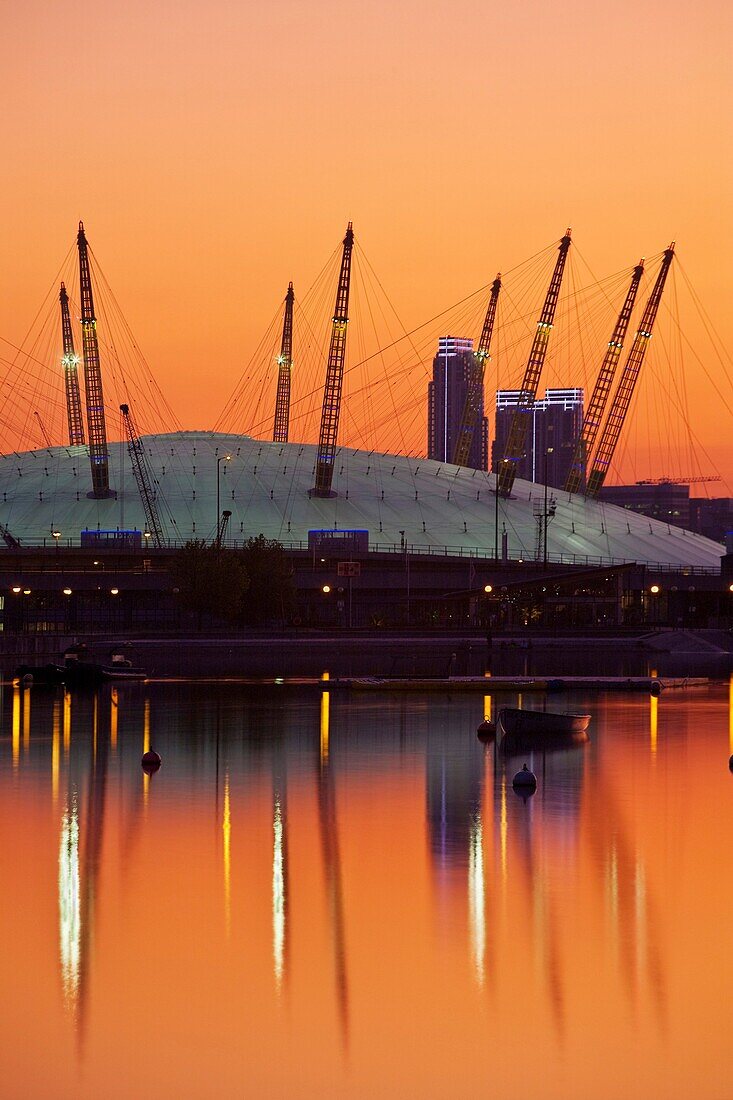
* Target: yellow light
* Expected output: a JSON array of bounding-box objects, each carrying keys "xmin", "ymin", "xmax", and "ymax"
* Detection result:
[
  {"xmin": 729, "ymin": 584, "xmax": 733, "ymax": 593},
  {"xmin": 23, "ymin": 588, "xmax": 31, "ymax": 595},
  {"xmin": 63, "ymin": 588, "xmax": 72, "ymax": 596},
  {"xmin": 484, "ymin": 584, "xmax": 493, "ymax": 593},
  {"xmin": 110, "ymin": 587, "xmax": 119, "ymax": 595},
  {"xmin": 650, "ymin": 584, "xmax": 660, "ymax": 595},
  {"xmin": 322, "ymin": 584, "xmax": 331, "ymax": 594},
  {"xmin": 11, "ymin": 585, "xmax": 20, "ymax": 593}
]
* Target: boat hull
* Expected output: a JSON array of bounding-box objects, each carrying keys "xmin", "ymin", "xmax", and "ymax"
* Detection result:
[{"xmin": 497, "ymin": 707, "xmax": 590, "ymax": 752}]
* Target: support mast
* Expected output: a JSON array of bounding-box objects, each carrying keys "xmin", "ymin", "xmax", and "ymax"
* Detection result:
[
  {"xmin": 564, "ymin": 260, "xmax": 644, "ymax": 494},
  {"xmin": 452, "ymin": 273, "xmax": 501, "ymax": 468},
  {"xmin": 120, "ymin": 403, "xmax": 167, "ymax": 548},
  {"xmin": 77, "ymin": 222, "xmax": 111, "ymax": 497},
  {"xmin": 497, "ymin": 229, "xmax": 572, "ymax": 497},
  {"xmin": 312, "ymin": 224, "xmax": 354, "ymax": 498},
  {"xmin": 585, "ymin": 245, "xmax": 674, "ymax": 499},
  {"xmin": 273, "ymin": 282, "xmax": 295, "ymax": 443},
  {"xmin": 59, "ymin": 283, "xmax": 86, "ymax": 446}
]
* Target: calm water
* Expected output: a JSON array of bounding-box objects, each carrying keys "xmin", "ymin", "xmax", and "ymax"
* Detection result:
[{"xmin": 1, "ymin": 678, "xmax": 732, "ymax": 1099}]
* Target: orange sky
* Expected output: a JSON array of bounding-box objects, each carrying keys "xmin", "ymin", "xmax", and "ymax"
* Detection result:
[{"xmin": 2, "ymin": 0, "xmax": 732, "ymax": 485}]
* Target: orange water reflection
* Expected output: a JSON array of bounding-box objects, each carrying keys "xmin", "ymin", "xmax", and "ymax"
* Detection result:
[{"xmin": 0, "ymin": 682, "xmax": 731, "ymax": 1098}]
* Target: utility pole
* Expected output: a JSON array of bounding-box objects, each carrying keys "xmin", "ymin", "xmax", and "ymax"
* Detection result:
[
  {"xmin": 586, "ymin": 245, "xmax": 675, "ymax": 498},
  {"xmin": 498, "ymin": 230, "xmax": 571, "ymax": 497},
  {"xmin": 59, "ymin": 282, "xmax": 86, "ymax": 446},
  {"xmin": 564, "ymin": 260, "xmax": 644, "ymax": 494},
  {"xmin": 77, "ymin": 222, "xmax": 112, "ymax": 497},
  {"xmin": 312, "ymin": 224, "xmax": 354, "ymax": 497},
  {"xmin": 452, "ymin": 274, "xmax": 501, "ymax": 467},
  {"xmin": 273, "ymin": 282, "xmax": 295, "ymax": 443}
]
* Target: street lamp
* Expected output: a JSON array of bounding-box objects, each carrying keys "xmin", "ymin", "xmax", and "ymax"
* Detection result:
[
  {"xmin": 484, "ymin": 584, "xmax": 493, "ymax": 594},
  {"xmin": 216, "ymin": 454, "xmax": 231, "ymax": 550},
  {"xmin": 543, "ymin": 448, "xmax": 554, "ymax": 567}
]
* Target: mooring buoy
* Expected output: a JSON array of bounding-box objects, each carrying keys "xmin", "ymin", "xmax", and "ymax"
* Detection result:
[
  {"xmin": 142, "ymin": 750, "xmax": 162, "ymax": 774},
  {"xmin": 477, "ymin": 716, "xmax": 496, "ymax": 741},
  {"xmin": 512, "ymin": 763, "xmax": 537, "ymax": 790}
]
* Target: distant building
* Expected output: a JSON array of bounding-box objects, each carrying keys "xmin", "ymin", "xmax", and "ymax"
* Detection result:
[
  {"xmin": 689, "ymin": 497, "xmax": 733, "ymax": 545},
  {"xmin": 427, "ymin": 336, "xmax": 488, "ymax": 470},
  {"xmin": 491, "ymin": 388, "xmax": 584, "ymax": 488},
  {"xmin": 598, "ymin": 482, "xmax": 691, "ymax": 530}
]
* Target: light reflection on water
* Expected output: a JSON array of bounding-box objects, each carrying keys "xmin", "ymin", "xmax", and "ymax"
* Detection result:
[{"xmin": 0, "ymin": 678, "xmax": 732, "ymax": 1098}]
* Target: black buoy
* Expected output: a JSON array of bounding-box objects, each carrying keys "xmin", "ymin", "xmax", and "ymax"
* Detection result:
[
  {"xmin": 142, "ymin": 750, "xmax": 161, "ymax": 774},
  {"xmin": 650, "ymin": 679, "xmax": 662, "ymax": 697},
  {"xmin": 729, "ymin": 754, "xmax": 733, "ymax": 772},
  {"xmin": 512, "ymin": 763, "xmax": 537, "ymax": 791},
  {"xmin": 477, "ymin": 716, "xmax": 496, "ymax": 742}
]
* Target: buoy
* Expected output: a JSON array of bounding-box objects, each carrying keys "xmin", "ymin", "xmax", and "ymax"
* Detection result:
[
  {"xmin": 650, "ymin": 679, "xmax": 662, "ymax": 697},
  {"xmin": 512, "ymin": 763, "xmax": 537, "ymax": 790},
  {"xmin": 729, "ymin": 754, "xmax": 733, "ymax": 772},
  {"xmin": 21, "ymin": 673, "xmax": 33, "ymax": 686},
  {"xmin": 477, "ymin": 716, "xmax": 496, "ymax": 741},
  {"xmin": 142, "ymin": 750, "xmax": 161, "ymax": 774}
]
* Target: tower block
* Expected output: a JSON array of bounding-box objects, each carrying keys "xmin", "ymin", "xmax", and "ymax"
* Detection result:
[
  {"xmin": 59, "ymin": 282, "xmax": 86, "ymax": 446},
  {"xmin": 497, "ymin": 230, "xmax": 572, "ymax": 496},
  {"xmin": 564, "ymin": 260, "xmax": 644, "ymax": 494},
  {"xmin": 312, "ymin": 223, "xmax": 354, "ymax": 498},
  {"xmin": 273, "ymin": 282, "xmax": 295, "ymax": 443},
  {"xmin": 77, "ymin": 222, "xmax": 112, "ymax": 498},
  {"xmin": 585, "ymin": 245, "xmax": 674, "ymax": 499}
]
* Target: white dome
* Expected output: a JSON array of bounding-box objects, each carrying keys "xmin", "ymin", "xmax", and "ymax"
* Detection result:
[{"xmin": 0, "ymin": 432, "xmax": 723, "ymax": 569}]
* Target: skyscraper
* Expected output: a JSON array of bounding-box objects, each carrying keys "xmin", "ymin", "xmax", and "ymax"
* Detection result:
[
  {"xmin": 492, "ymin": 388, "xmax": 584, "ymax": 488},
  {"xmin": 427, "ymin": 336, "xmax": 488, "ymax": 470}
]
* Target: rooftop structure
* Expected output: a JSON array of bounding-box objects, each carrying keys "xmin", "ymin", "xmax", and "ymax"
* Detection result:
[{"xmin": 0, "ymin": 432, "xmax": 722, "ymax": 569}]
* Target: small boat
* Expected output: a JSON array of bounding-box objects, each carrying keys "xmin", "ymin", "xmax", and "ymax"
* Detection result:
[
  {"xmin": 497, "ymin": 706, "xmax": 591, "ymax": 752},
  {"xmin": 16, "ymin": 647, "xmax": 147, "ymax": 687}
]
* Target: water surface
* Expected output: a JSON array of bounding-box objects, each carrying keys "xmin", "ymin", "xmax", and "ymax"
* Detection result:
[{"xmin": 1, "ymin": 679, "xmax": 731, "ymax": 1098}]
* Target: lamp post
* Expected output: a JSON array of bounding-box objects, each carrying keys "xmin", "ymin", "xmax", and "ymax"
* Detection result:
[
  {"xmin": 543, "ymin": 448, "xmax": 554, "ymax": 567},
  {"xmin": 216, "ymin": 455, "xmax": 231, "ymax": 550},
  {"xmin": 52, "ymin": 530, "xmax": 61, "ymax": 560}
]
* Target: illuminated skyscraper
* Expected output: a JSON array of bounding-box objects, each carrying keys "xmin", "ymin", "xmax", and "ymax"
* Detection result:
[
  {"xmin": 492, "ymin": 388, "xmax": 584, "ymax": 488},
  {"xmin": 427, "ymin": 336, "xmax": 488, "ymax": 470}
]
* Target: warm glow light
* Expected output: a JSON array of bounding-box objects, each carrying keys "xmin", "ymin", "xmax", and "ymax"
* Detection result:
[
  {"xmin": 223, "ymin": 774, "xmax": 231, "ymax": 936},
  {"xmin": 650, "ymin": 584, "xmax": 660, "ymax": 595},
  {"xmin": 58, "ymin": 797, "xmax": 80, "ymax": 1011},
  {"xmin": 650, "ymin": 693, "xmax": 658, "ymax": 757},
  {"xmin": 63, "ymin": 587, "xmax": 72, "ymax": 596},
  {"xmin": 12, "ymin": 683, "xmax": 20, "ymax": 769},
  {"xmin": 273, "ymin": 794, "xmax": 285, "ymax": 989},
  {"xmin": 468, "ymin": 811, "xmax": 485, "ymax": 988},
  {"xmin": 110, "ymin": 587, "xmax": 119, "ymax": 595},
  {"xmin": 11, "ymin": 585, "xmax": 20, "ymax": 593},
  {"xmin": 322, "ymin": 584, "xmax": 331, "ymax": 594},
  {"xmin": 484, "ymin": 584, "xmax": 493, "ymax": 593}
]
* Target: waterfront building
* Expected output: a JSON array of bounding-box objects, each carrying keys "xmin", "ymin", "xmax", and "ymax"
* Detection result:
[
  {"xmin": 599, "ymin": 482, "xmax": 691, "ymax": 531},
  {"xmin": 491, "ymin": 388, "xmax": 584, "ymax": 488},
  {"xmin": 427, "ymin": 336, "xmax": 488, "ymax": 470}
]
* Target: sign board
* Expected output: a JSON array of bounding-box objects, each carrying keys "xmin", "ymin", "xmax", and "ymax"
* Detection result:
[{"xmin": 337, "ymin": 561, "xmax": 361, "ymax": 577}]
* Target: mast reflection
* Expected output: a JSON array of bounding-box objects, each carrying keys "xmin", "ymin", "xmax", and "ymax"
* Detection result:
[
  {"xmin": 58, "ymin": 794, "xmax": 80, "ymax": 1012},
  {"xmin": 317, "ymin": 686, "xmax": 349, "ymax": 1047}
]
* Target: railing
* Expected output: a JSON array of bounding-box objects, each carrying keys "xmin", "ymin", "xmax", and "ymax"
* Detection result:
[{"xmin": 0, "ymin": 537, "xmax": 722, "ymax": 576}]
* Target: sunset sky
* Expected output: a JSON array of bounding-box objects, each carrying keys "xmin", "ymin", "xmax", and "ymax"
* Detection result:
[{"xmin": 2, "ymin": 0, "xmax": 732, "ymax": 484}]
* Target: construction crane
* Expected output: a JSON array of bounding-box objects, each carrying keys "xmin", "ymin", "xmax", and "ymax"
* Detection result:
[
  {"xmin": 273, "ymin": 282, "xmax": 295, "ymax": 443},
  {"xmin": 34, "ymin": 411, "xmax": 52, "ymax": 448},
  {"xmin": 77, "ymin": 222, "xmax": 112, "ymax": 498},
  {"xmin": 120, "ymin": 403, "xmax": 167, "ymax": 548},
  {"xmin": 59, "ymin": 282, "xmax": 86, "ymax": 446},
  {"xmin": 585, "ymin": 245, "xmax": 675, "ymax": 499},
  {"xmin": 312, "ymin": 223, "xmax": 354, "ymax": 498},
  {"xmin": 216, "ymin": 509, "xmax": 232, "ymax": 550},
  {"xmin": 0, "ymin": 523, "xmax": 21, "ymax": 550},
  {"xmin": 452, "ymin": 273, "xmax": 501, "ymax": 468},
  {"xmin": 497, "ymin": 229, "xmax": 572, "ymax": 497},
  {"xmin": 564, "ymin": 260, "xmax": 644, "ymax": 494},
  {"xmin": 637, "ymin": 476, "xmax": 721, "ymax": 485}
]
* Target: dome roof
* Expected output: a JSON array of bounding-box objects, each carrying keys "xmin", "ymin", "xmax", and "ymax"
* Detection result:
[{"xmin": 0, "ymin": 432, "xmax": 722, "ymax": 569}]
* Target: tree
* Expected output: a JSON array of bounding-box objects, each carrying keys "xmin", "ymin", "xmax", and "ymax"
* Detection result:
[
  {"xmin": 171, "ymin": 540, "xmax": 249, "ymax": 628},
  {"xmin": 239, "ymin": 535, "xmax": 294, "ymax": 625}
]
